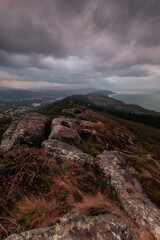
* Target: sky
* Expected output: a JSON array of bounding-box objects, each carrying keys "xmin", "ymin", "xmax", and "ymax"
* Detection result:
[{"xmin": 0, "ymin": 0, "xmax": 160, "ymax": 91}]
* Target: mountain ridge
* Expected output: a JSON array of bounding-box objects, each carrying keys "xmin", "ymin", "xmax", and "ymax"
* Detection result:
[{"xmin": 65, "ymin": 90, "xmax": 160, "ymax": 115}]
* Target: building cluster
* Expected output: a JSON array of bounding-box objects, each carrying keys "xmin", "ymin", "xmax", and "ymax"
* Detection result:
[{"xmin": 0, "ymin": 105, "xmax": 40, "ymax": 119}]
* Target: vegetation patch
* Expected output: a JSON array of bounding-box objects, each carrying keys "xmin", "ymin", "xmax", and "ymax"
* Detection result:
[
  {"xmin": 0, "ymin": 117, "xmax": 12, "ymax": 143},
  {"xmin": 127, "ymin": 155, "xmax": 160, "ymax": 208},
  {"xmin": 140, "ymin": 177, "xmax": 160, "ymax": 208},
  {"xmin": 0, "ymin": 146, "xmax": 121, "ymax": 239}
]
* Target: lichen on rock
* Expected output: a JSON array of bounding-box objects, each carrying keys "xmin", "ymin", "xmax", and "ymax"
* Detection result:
[
  {"xmin": 0, "ymin": 113, "xmax": 51, "ymax": 152},
  {"xmin": 6, "ymin": 213, "xmax": 139, "ymax": 240}
]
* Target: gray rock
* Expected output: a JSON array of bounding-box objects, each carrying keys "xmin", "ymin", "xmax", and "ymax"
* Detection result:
[
  {"xmin": 42, "ymin": 139, "xmax": 99, "ymax": 172},
  {"xmin": 49, "ymin": 125, "xmax": 83, "ymax": 148},
  {"xmin": 61, "ymin": 108, "xmax": 84, "ymax": 118},
  {"xmin": 6, "ymin": 213, "xmax": 139, "ymax": 240},
  {"xmin": 51, "ymin": 117, "xmax": 82, "ymax": 134},
  {"xmin": 0, "ymin": 113, "xmax": 51, "ymax": 152},
  {"xmin": 97, "ymin": 151, "xmax": 160, "ymax": 240},
  {"xmin": 61, "ymin": 109, "xmax": 76, "ymax": 118},
  {"xmin": 49, "ymin": 117, "xmax": 83, "ymax": 148}
]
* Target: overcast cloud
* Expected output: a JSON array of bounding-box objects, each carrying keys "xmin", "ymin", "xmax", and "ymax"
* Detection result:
[{"xmin": 0, "ymin": 0, "xmax": 160, "ymax": 90}]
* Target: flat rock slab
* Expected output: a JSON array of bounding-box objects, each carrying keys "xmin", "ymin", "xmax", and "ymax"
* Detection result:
[
  {"xmin": 42, "ymin": 139, "xmax": 99, "ymax": 172},
  {"xmin": 98, "ymin": 151, "xmax": 160, "ymax": 240},
  {"xmin": 6, "ymin": 213, "xmax": 139, "ymax": 240},
  {"xmin": 0, "ymin": 113, "xmax": 51, "ymax": 151}
]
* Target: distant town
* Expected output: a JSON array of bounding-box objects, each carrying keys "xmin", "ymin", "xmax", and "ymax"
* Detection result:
[
  {"xmin": 0, "ymin": 100, "xmax": 54, "ymax": 118},
  {"xmin": 0, "ymin": 104, "xmax": 42, "ymax": 119},
  {"xmin": 0, "ymin": 89, "xmax": 69, "ymax": 118},
  {"xmin": 0, "ymin": 88, "xmax": 96, "ymax": 119}
]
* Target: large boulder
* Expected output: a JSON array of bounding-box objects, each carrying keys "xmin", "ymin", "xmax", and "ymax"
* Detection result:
[
  {"xmin": 51, "ymin": 117, "xmax": 83, "ymax": 134},
  {"xmin": 98, "ymin": 151, "xmax": 160, "ymax": 240},
  {"xmin": 0, "ymin": 113, "xmax": 51, "ymax": 152},
  {"xmin": 42, "ymin": 139, "xmax": 99, "ymax": 172},
  {"xmin": 49, "ymin": 117, "xmax": 83, "ymax": 148},
  {"xmin": 6, "ymin": 213, "xmax": 139, "ymax": 240}
]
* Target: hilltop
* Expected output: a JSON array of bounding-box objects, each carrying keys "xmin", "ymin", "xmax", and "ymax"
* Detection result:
[
  {"xmin": 63, "ymin": 90, "xmax": 160, "ymax": 128},
  {"xmin": 65, "ymin": 90, "xmax": 160, "ymax": 114},
  {"xmin": 0, "ymin": 100, "xmax": 160, "ymax": 240}
]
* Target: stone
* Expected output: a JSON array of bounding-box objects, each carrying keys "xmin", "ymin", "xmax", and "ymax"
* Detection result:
[
  {"xmin": 61, "ymin": 109, "xmax": 76, "ymax": 118},
  {"xmin": 5, "ymin": 213, "xmax": 139, "ymax": 240},
  {"xmin": 61, "ymin": 108, "xmax": 84, "ymax": 118},
  {"xmin": 0, "ymin": 113, "xmax": 51, "ymax": 152},
  {"xmin": 42, "ymin": 139, "xmax": 99, "ymax": 172},
  {"xmin": 49, "ymin": 125, "xmax": 83, "ymax": 148},
  {"xmin": 49, "ymin": 117, "xmax": 83, "ymax": 148},
  {"xmin": 97, "ymin": 151, "xmax": 160, "ymax": 240},
  {"xmin": 51, "ymin": 117, "xmax": 82, "ymax": 134}
]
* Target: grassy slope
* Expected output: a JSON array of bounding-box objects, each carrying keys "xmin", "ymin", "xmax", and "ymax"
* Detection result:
[
  {"xmin": 0, "ymin": 117, "xmax": 12, "ymax": 144},
  {"xmin": 41, "ymin": 99, "xmax": 160, "ymax": 154},
  {"xmin": 103, "ymin": 113, "xmax": 160, "ymax": 154},
  {"xmin": 65, "ymin": 94, "xmax": 160, "ymax": 128},
  {"xmin": 0, "ymin": 100, "xmax": 160, "ymax": 238},
  {"xmin": 42, "ymin": 100, "xmax": 160, "ymax": 207}
]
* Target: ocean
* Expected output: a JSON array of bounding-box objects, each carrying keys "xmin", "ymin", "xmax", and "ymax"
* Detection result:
[{"xmin": 111, "ymin": 91, "xmax": 160, "ymax": 112}]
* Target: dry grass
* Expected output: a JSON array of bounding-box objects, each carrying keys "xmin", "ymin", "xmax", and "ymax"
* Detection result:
[
  {"xmin": 1, "ymin": 103, "xmax": 159, "ymax": 239},
  {"xmin": 16, "ymin": 195, "xmax": 60, "ymax": 229},
  {"xmin": 127, "ymin": 155, "xmax": 160, "ymax": 208},
  {"xmin": 71, "ymin": 192, "xmax": 122, "ymax": 216},
  {"xmin": 0, "ymin": 147, "xmax": 119, "ymax": 239}
]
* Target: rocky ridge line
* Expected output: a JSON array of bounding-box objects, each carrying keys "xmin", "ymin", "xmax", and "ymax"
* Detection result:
[{"xmin": 1, "ymin": 107, "xmax": 160, "ymax": 240}]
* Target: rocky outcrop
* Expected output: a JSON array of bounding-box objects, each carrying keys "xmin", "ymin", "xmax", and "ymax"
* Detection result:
[
  {"xmin": 51, "ymin": 117, "xmax": 81, "ymax": 132},
  {"xmin": 61, "ymin": 107, "xmax": 83, "ymax": 118},
  {"xmin": 2, "ymin": 107, "xmax": 160, "ymax": 240},
  {"xmin": 98, "ymin": 151, "xmax": 160, "ymax": 240},
  {"xmin": 49, "ymin": 125, "xmax": 83, "ymax": 148},
  {"xmin": 6, "ymin": 213, "xmax": 139, "ymax": 240},
  {"xmin": 0, "ymin": 113, "xmax": 51, "ymax": 152},
  {"xmin": 49, "ymin": 117, "xmax": 83, "ymax": 148},
  {"xmin": 42, "ymin": 139, "xmax": 99, "ymax": 172}
]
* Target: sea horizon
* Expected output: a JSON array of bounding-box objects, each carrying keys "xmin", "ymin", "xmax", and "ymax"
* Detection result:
[{"xmin": 111, "ymin": 91, "xmax": 160, "ymax": 112}]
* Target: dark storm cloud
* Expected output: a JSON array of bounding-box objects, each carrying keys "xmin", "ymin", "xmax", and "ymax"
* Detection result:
[{"xmin": 0, "ymin": 0, "xmax": 160, "ymax": 89}]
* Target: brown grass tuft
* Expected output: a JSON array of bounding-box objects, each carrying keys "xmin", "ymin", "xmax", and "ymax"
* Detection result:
[
  {"xmin": 71, "ymin": 192, "xmax": 122, "ymax": 217},
  {"xmin": 16, "ymin": 195, "xmax": 59, "ymax": 229}
]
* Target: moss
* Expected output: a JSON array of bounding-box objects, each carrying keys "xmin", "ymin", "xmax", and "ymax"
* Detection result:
[
  {"xmin": 60, "ymin": 189, "xmax": 68, "ymax": 197},
  {"xmin": 73, "ymin": 191, "xmax": 83, "ymax": 202},
  {"xmin": 83, "ymin": 140, "xmax": 102, "ymax": 157},
  {"xmin": 0, "ymin": 117, "xmax": 12, "ymax": 143},
  {"xmin": 126, "ymin": 156, "xmax": 144, "ymax": 173},
  {"xmin": 146, "ymin": 158, "xmax": 157, "ymax": 166},
  {"xmin": 19, "ymin": 211, "xmax": 32, "ymax": 222},
  {"xmin": 126, "ymin": 154, "xmax": 160, "ymax": 209}
]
